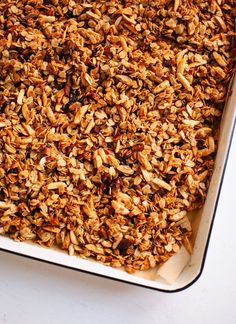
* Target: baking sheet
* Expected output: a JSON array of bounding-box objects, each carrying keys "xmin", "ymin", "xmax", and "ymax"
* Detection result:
[{"xmin": 0, "ymin": 74, "xmax": 235, "ymax": 292}]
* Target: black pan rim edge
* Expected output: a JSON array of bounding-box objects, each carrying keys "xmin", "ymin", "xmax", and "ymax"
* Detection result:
[{"xmin": 1, "ymin": 117, "xmax": 236, "ymax": 294}]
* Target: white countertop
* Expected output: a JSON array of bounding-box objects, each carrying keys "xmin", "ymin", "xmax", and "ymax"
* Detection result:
[{"xmin": 1, "ymin": 129, "xmax": 236, "ymax": 324}]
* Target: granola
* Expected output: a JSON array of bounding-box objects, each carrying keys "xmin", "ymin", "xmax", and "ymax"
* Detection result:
[{"xmin": 0, "ymin": 0, "xmax": 235, "ymax": 274}]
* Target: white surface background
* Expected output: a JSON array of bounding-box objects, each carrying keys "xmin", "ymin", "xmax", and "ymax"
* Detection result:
[{"xmin": 0, "ymin": 129, "xmax": 235, "ymax": 324}]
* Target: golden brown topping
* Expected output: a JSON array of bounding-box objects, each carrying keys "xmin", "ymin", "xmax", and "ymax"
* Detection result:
[{"xmin": 0, "ymin": 0, "xmax": 235, "ymax": 273}]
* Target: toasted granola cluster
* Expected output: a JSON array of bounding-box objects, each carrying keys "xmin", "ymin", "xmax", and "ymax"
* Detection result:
[{"xmin": 0, "ymin": 0, "xmax": 235, "ymax": 273}]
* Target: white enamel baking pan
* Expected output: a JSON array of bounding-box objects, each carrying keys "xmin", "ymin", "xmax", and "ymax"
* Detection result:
[{"xmin": 0, "ymin": 74, "xmax": 235, "ymax": 292}]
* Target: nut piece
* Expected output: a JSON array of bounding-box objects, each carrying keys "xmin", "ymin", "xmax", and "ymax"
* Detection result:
[
  {"xmin": 174, "ymin": 0, "xmax": 180, "ymax": 12},
  {"xmin": 47, "ymin": 182, "xmax": 67, "ymax": 193},
  {"xmin": 41, "ymin": 15, "xmax": 56, "ymax": 23},
  {"xmin": 177, "ymin": 73, "xmax": 192, "ymax": 92},
  {"xmin": 169, "ymin": 211, "xmax": 187, "ymax": 221},
  {"xmin": 151, "ymin": 178, "xmax": 172, "ymax": 191},
  {"xmin": 212, "ymin": 52, "xmax": 227, "ymax": 67},
  {"xmin": 117, "ymin": 165, "xmax": 134, "ymax": 175},
  {"xmin": 0, "ymin": 202, "xmax": 13, "ymax": 209},
  {"xmin": 111, "ymin": 200, "xmax": 130, "ymax": 215},
  {"xmin": 74, "ymin": 105, "xmax": 89, "ymax": 124},
  {"xmin": 17, "ymin": 89, "xmax": 25, "ymax": 105},
  {"xmin": 138, "ymin": 152, "xmax": 152, "ymax": 171},
  {"xmin": 153, "ymin": 80, "xmax": 170, "ymax": 94}
]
